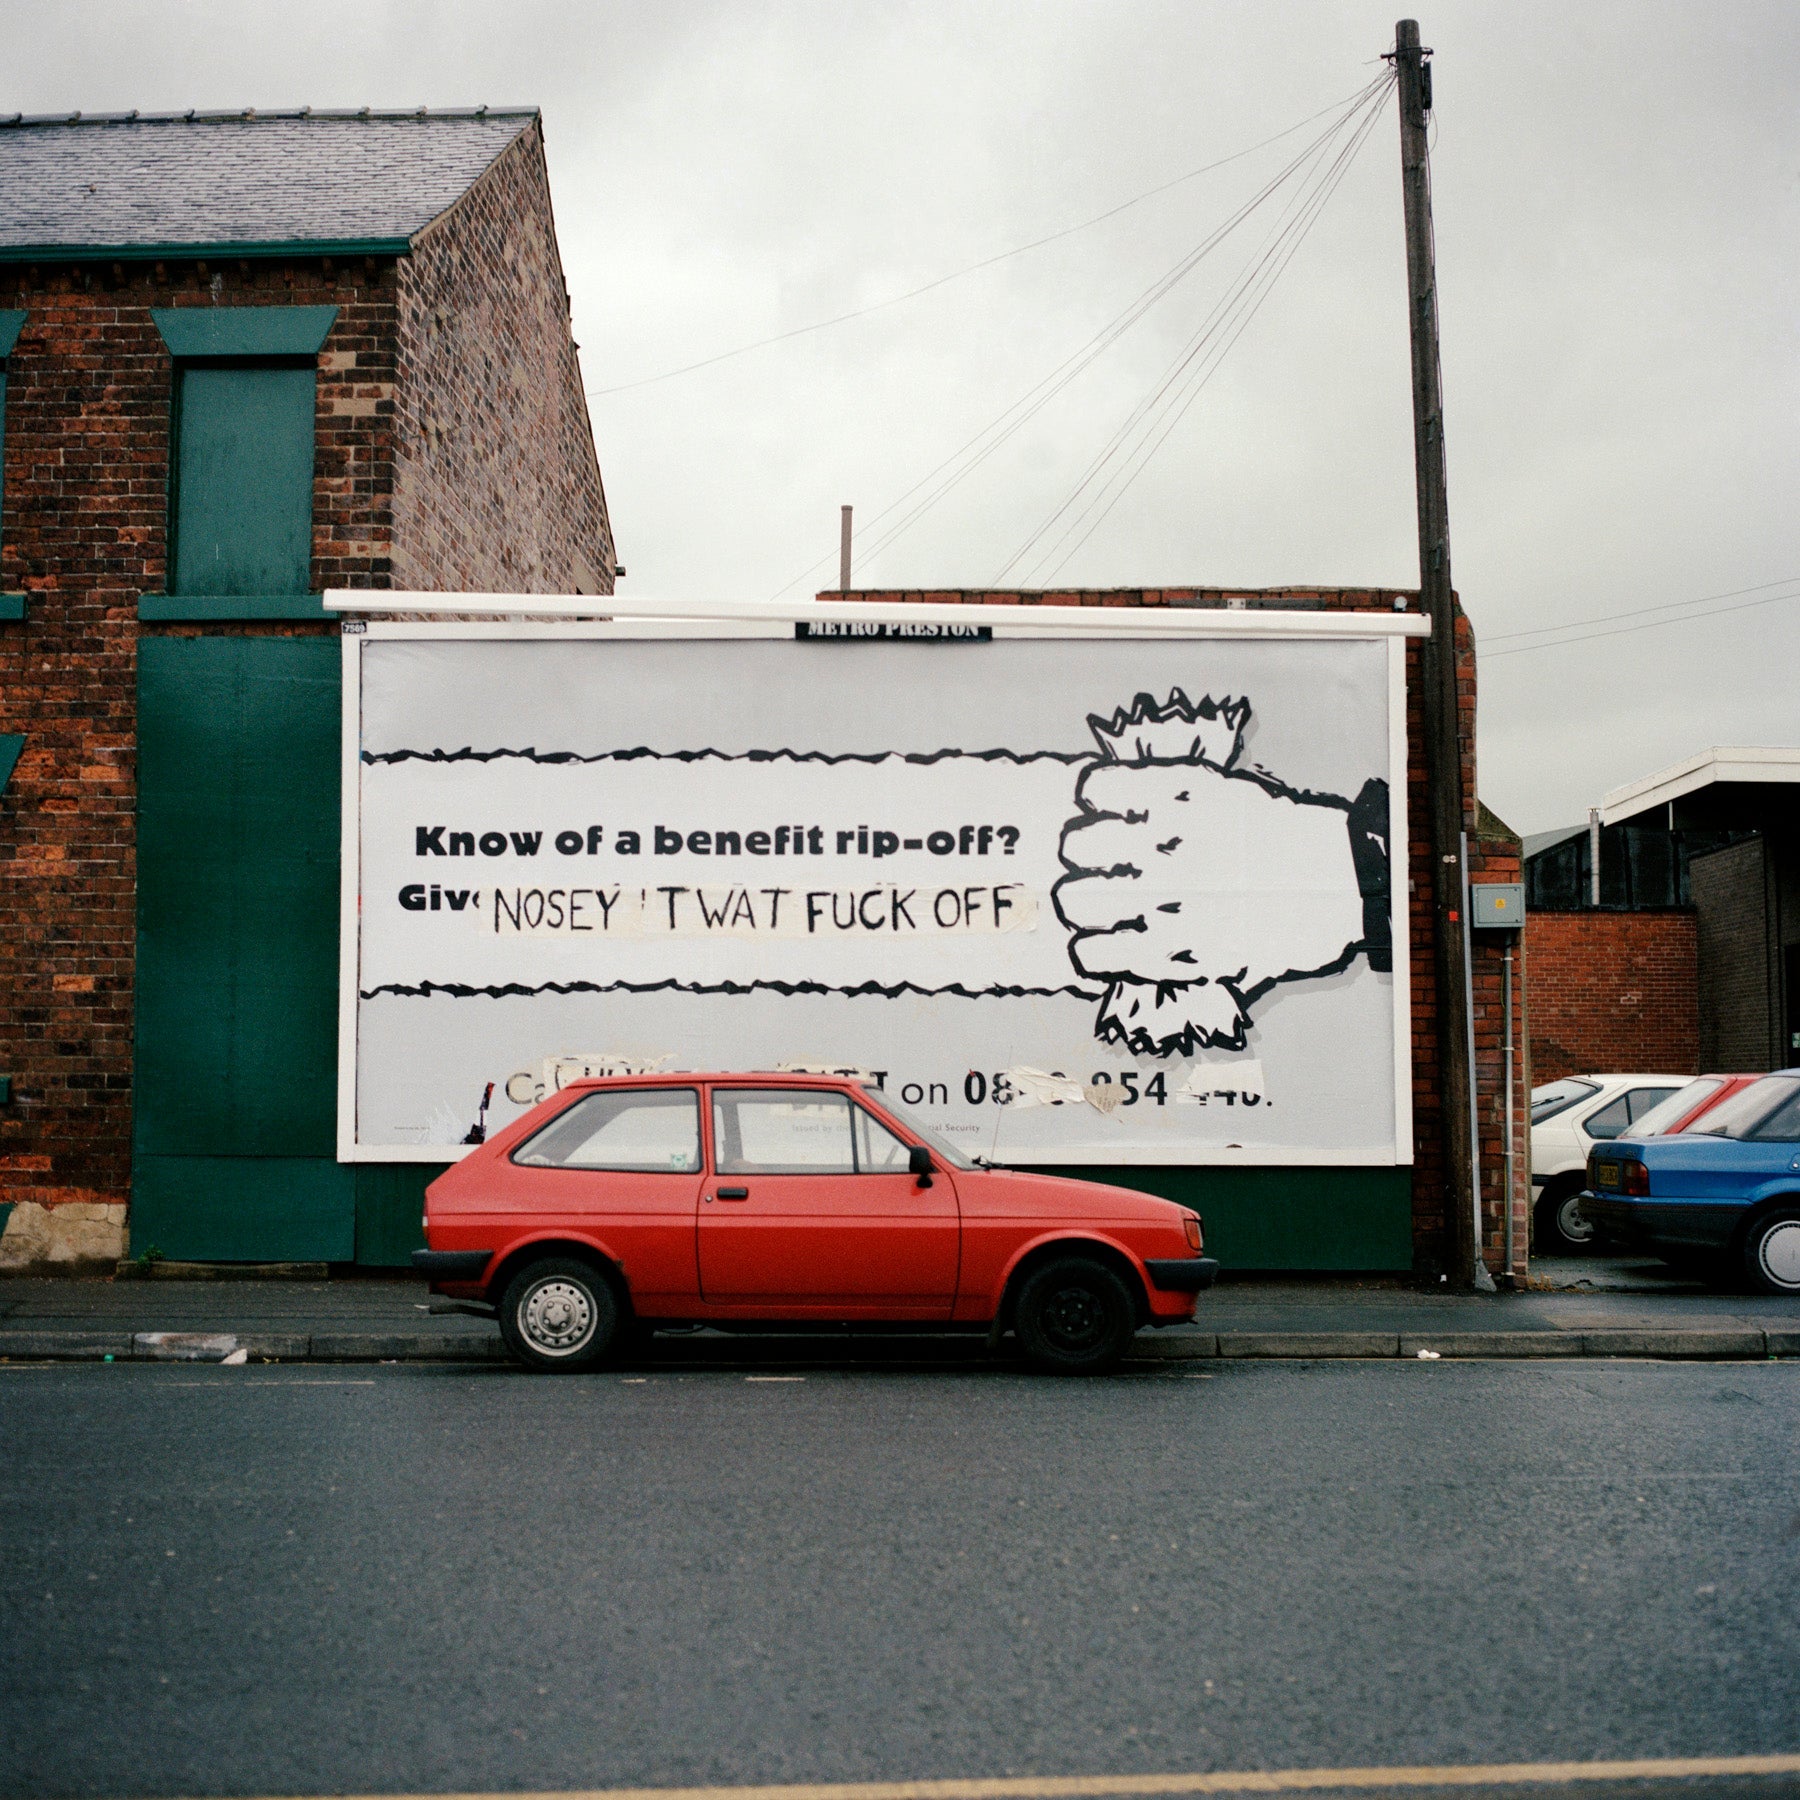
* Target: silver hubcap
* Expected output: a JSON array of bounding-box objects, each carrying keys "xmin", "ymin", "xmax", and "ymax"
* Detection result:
[
  {"xmin": 1557, "ymin": 1193, "xmax": 1595, "ymax": 1244},
  {"xmin": 518, "ymin": 1277, "xmax": 598, "ymax": 1356},
  {"xmin": 1757, "ymin": 1220, "xmax": 1800, "ymax": 1290}
]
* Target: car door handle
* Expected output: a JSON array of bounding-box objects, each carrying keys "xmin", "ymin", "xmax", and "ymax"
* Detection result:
[{"xmin": 715, "ymin": 1187, "xmax": 750, "ymax": 1200}]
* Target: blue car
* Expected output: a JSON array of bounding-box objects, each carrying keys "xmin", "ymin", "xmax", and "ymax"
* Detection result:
[{"xmin": 1582, "ymin": 1069, "xmax": 1800, "ymax": 1293}]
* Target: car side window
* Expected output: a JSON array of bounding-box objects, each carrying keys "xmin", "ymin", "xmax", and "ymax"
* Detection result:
[
  {"xmin": 512, "ymin": 1088, "xmax": 701, "ymax": 1172},
  {"xmin": 714, "ymin": 1090, "xmax": 855, "ymax": 1175},
  {"xmin": 1744, "ymin": 1085, "xmax": 1800, "ymax": 1142},
  {"xmin": 852, "ymin": 1106, "xmax": 913, "ymax": 1174},
  {"xmin": 1625, "ymin": 1086, "xmax": 1679, "ymax": 1122},
  {"xmin": 1583, "ymin": 1095, "xmax": 1633, "ymax": 1141}
]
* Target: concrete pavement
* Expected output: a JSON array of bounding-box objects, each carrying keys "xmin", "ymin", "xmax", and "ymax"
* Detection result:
[{"xmin": 2, "ymin": 1261, "xmax": 1797, "ymax": 1364}]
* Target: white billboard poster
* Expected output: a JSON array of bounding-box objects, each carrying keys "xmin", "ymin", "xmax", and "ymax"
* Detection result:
[{"xmin": 340, "ymin": 621, "xmax": 1413, "ymax": 1166}]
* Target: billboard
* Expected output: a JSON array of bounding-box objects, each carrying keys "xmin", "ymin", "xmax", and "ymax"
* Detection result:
[{"xmin": 339, "ymin": 620, "xmax": 1413, "ymax": 1166}]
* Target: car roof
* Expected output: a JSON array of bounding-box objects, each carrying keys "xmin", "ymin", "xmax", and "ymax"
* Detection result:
[
  {"xmin": 1574, "ymin": 1073, "xmax": 1691, "ymax": 1086},
  {"xmin": 558, "ymin": 1072, "xmax": 870, "ymax": 1091}
]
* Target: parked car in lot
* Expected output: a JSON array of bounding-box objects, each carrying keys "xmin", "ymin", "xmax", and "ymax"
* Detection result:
[
  {"xmin": 1582, "ymin": 1069, "xmax": 1800, "ymax": 1292},
  {"xmin": 1530, "ymin": 1072, "xmax": 1687, "ymax": 1252},
  {"xmin": 414, "ymin": 1073, "xmax": 1217, "ymax": 1374},
  {"xmin": 1611, "ymin": 1073, "xmax": 1762, "ymax": 1140}
]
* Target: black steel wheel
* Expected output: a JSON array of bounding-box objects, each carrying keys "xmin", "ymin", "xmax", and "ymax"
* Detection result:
[
  {"xmin": 497, "ymin": 1257, "xmax": 621, "ymax": 1372},
  {"xmin": 1013, "ymin": 1255, "xmax": 1138, "ymax": 1375}
]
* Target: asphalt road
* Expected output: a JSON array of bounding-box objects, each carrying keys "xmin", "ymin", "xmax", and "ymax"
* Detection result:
[{"xmin": 2, "ymin": 1358, "xmax": 1797, "ymax": 1800}]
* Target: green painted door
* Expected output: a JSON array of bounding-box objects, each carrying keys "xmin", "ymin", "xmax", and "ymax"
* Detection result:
[
  {"xmin": 133, "ymin": 637, "xmax": 363, "ymax": 1260},
  {"xmin": 171, "ymin": 365, "xmax": 315, "ymax": 596}
]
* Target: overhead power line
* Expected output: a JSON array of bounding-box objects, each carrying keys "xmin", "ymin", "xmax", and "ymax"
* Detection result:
[
  {"xmin": 997, "ymin": 75, "xmax": 1394, "ymax": 585},
  {"xmin": 589, "ymin": 80, "xmax": 1395, "ymax": 399},
  {"xmin": 1479, "ymin": 579, "xmax": 1800, "ymax": 659},
  {"xmin": 1479, "ymin": 575, "xmax": 1800, "ymax": 645},
  {"xmin": 765, "ymin": 74, "xmax": 1394, "ymax": 601}
]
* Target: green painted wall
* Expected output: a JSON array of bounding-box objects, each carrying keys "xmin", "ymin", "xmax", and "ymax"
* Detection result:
[
  {"xmin": 170, "ymin": 365, "xmax": 316, "ymax": 597},
  {"xmin": 133, "ymin": 636, "xmax": 432, "ymax": 1265},
  {"xmin": 1045, "ymin": 1164, "xmax": 1414, "ymax": 1271}
]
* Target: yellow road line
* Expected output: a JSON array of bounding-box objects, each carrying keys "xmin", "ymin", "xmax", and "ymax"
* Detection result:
[{"xmin": 223, "ymin": 1751, "xmax": 1800, "ymax": 1800}]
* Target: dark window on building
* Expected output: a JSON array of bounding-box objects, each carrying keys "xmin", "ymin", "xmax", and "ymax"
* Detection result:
[
  {"xmin": 169, "ymin": 362, "xmax": 317, "ymax": 598},
  {"xmin": 1525, "ymin": 823, "xmax": 1755, "ymax": 911}
]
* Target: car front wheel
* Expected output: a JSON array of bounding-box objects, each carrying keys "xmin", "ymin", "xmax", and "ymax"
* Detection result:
[
  {"xmin": 1013, "ymin": 1255, "xmax": 1138, "ymax": 1375},
  {"xmin": 1742, "ymin": 1208, "xmax": 1800, "ymax": 1296},
  {"xmin": 498, "ymin": 1257, "xmax": 621, "ymax": 1371},
  {"xmin": 1535, "ymin": 1180, "xmax": 1595, "ymax": 1255}
]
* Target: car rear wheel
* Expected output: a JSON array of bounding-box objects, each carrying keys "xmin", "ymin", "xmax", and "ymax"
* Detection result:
[
  {"xmin": 1741, "ymin": 1208, "xmax": 1800, "ymax": 1296},
  {"xmin": 1013, "ymin": 1256, "xmax": 1138, "ymax": 1375},
  {"xmin": 1535, "ymin": 1180, "xmax": 1595, "ymax": 1255},
  {"xmin": 498, "ymin": 1257, "xmax": 621, "ymax": 1372}
]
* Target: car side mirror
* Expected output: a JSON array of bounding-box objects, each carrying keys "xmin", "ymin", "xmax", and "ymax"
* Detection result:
[{"xmin": 908, "ymin": 1144, "xmax": 935, "ymax": 1186}]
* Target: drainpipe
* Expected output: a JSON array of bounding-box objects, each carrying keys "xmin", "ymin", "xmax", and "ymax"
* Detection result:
[
  {"xmin": 1461, "ymin": 831, "xmax": 1495, "ymax": 1291},
  {"xmin": 1588, "ymin": 806, "xmax": 1601, "ymax": 907},
  {"xmin": 1503, "ymin": 935, "xmax": 1516, "ymax": 1284}
]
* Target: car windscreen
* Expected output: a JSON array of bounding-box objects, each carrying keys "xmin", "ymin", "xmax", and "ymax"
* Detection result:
[
  {"xmin": 1690, "ymin": 1076, "xmax": 1800, "ymax": 1141},
  {"xmin": 1531, "ymin": 1078, "xmax": 1599, "ymax": 1125},
  {"xmin": 861, "ymin": 1089, "xmax": 980, "ymax": 1169},
  {"xmin": 1626, "ymin": 1078, "xmax": 1724, "ymax": 1138}
]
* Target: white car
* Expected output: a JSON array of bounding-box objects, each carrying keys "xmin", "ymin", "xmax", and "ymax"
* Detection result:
[{"xmin": 1530, "ymin": 1073, "xmax": 1687, "ymax": 1253}]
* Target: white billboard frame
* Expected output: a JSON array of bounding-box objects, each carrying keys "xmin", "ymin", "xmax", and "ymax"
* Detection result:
[{"xmin": 336, "ymin": 606, "xmax": 1425, "ymax": 1167}]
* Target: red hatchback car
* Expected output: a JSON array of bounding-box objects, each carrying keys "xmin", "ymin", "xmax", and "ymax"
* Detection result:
[{"xmin": 414, "ymin": 1073, "xmax": 1217, "ymax": 1374}]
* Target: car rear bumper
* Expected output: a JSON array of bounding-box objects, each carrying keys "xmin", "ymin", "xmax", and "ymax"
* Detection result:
[
  {"xmin": 1145, "ymin": 1256, "xmax": 1220, "ymax": 1293},
  {"xmin": 411, "ymin": 1248, "xmax": 495, "ymax": 1282},
  {"xmin": 1580, "ymin": 1194, "xmax": 1739, "ymax": 1252}
]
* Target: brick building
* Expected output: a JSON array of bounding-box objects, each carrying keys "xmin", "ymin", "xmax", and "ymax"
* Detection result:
[
  {"xmin": 0, "ymin": 108, "xmax": 614, "ymax": 1271},
  {"xmin": 1523, "ymin": 748, "xmax": 1800, "ymax": 1083}
]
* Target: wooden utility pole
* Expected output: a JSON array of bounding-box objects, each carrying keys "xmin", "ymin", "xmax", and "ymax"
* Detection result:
[{"xmin": 1393, "ymin": 18, "xmax": 1477, "ymax": 1285}]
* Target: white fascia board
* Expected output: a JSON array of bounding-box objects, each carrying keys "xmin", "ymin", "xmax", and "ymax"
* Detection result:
[
  {"xmin": 323, "ymin": 589, "xmax": 1432, "ymax": 639},
  {"xmin": 1601, "ymin": 746, "xmax": 1800, "ymax": 824}
]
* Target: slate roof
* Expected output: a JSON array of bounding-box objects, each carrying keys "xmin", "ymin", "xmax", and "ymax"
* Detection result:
[
  {"xmin": 1523, "ymin": 825, "xmax": 1586, "ymax": 862},
  {"xmin": 0, "ymin": 108, "xmax": 538, "ymax": 256}
]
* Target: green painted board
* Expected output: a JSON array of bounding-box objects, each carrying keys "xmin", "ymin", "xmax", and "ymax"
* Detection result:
[
  {"xmin": 170, "ymin": 364, "xmax": 316, "ymax": 597},
  {"xmin": 138, "ymin": 593, "xmax": 328, "ymax": 622},
  {"xmin": 354, "ymin": 1164, "xmax": 444, "ymax": 1267},
  {"xmin": 129, "ymin": 1156, "xmax": 355, "ymax": 1263},
  {"xmin": 152, "ymin": 305, "xmax": 338, "ymax": 359},
  {"xmin": 136, "ymin": 636, "xmax": 343, "ymax": 1164},
  {"xmin": 1045, "ymin": 1164, "xmax": 1414, "ymax": 1271}
]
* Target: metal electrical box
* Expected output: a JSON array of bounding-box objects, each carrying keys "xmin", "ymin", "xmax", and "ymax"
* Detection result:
[{"xmin": 1471, "ymin": 883, "xmax": 1525, "ymax": 929}]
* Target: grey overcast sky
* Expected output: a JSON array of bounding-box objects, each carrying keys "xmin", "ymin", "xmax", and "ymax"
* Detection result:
[{"xmin": 8, "ymin": 0, "xmax": 1797, "ymax": 831}]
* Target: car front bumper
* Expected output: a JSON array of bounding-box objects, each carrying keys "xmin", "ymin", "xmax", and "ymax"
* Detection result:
[
  {"xmin": 1145, "ymin": 1256, "xmax": 1221, "ymax": 1293},
  {"xmin": 411, "ymin": 1248, "xmax": 495, "ymax": 1283}
]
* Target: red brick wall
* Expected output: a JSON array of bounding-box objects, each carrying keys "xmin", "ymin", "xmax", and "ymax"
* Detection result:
[
  {"xmin": 824, "ymin": 586, "xmax": 1525, "ymax": 1278},
  {"xmin": 0, "ymin": 257, "xmax": 400, "ymax": 1218},
  {"xmin": 391, "ymin": 124, "xmax": 614, "ymax": 594},
  {"xmin": 0, "ymin": 156, "xmax": 613, "ymax": 1233},
  {"xmin": 1524, "ymin": 909, "xmax": 1699, "ymax": 1084}
]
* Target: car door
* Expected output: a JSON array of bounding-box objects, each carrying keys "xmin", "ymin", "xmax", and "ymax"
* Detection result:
[
  {"xmin": 504, "ymin": 1084, "xmax": 707, "ymax": 1306},
  {"xmin": 698, "ymin": 1086, "xmax": 959, "ymax": 1316}
]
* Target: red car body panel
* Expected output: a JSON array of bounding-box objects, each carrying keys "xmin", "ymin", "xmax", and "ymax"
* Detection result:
[
  {"xmin": 423, "ymin": 1073, "xmax": 1203, "ymax": 1326},
  {"xmin": 1663, "ymin": 1074, "xmax": 1760, "ymax": 1134}
]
